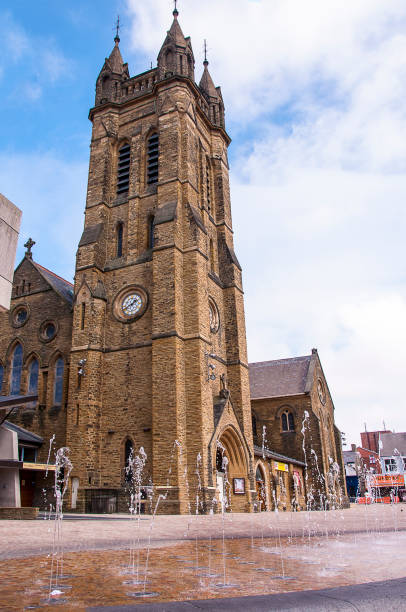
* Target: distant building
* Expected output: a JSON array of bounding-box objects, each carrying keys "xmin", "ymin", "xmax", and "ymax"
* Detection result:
[
  {"xmin": 380, "ymin": 432, "xmax": 406, "ymax": 477},
  {"xmin": 0, "ymin": 193, "xmax": 21, "ymax": 311},
  {"xmin": 360, "ymin": 430, "xmax": 391, "ymax": 454},
  {"xmin": 343, "ymin": 443, "xmax": 380, "ymax": 501}
]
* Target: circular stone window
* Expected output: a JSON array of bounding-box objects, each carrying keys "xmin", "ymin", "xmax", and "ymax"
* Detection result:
[
  {"xmin": 317, "ymin": 378, "xmax": 326, "ymax": 405},
  {"xmin": 113, "ymin": 285, "xmax": 148, "ymax": 323},
  {"xmin": 39, "ymin": 320, "xmax": 58, "ymax": 342},
  {"xmin": 12, "ymin": 304, "xmax": 29, "ymax": 328},
  {"xmin": 209, "ymin": 298, "xmax": 220, "ymax": 333}
]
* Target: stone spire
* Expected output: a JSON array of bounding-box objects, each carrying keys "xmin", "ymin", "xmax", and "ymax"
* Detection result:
[
  {"xmin": 199, "ymin": 58, "xmax": 218, "ymax": 99},
  {"xmin": 157, "ymin": 5, "xmax": 195, "ymax": 81},
  {"xmin": 95, "ymin": 22, "xmax": 129, "ymax": 106},
  {"xmin": 198, "ymin": 44, "xmax": 225, "ymax": 129}
]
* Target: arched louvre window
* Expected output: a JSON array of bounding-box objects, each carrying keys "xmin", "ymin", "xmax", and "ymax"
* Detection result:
[
  {"xmin": 117, "ymin": 143, "xmax": 130, "ymax": 194},
  {"xmin": 116, "ymin": 222, "xmax": 124, "ymax": 258},
  {"xmin": 10, "ymin": 344, "xmax": 23, "ymax": 395},
  {"xmin": 147, "ymin": 134, "xmax": 159, "ymax": 184},
  {"xmin": 0, "ymin": 363, "xmax": 4, "ymax": 393},
  {"xmin": 54, "ymin": 358, "xmax": 64, "ymax": 405},
  {"xmin": 28, "ymin": 359, "xmax": 39, "ymax": 394}
]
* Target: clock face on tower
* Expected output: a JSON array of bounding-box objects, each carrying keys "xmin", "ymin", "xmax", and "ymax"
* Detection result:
[
  {"xmin": 122, "ymin": 293, "xmax": 142, "ymax": 316},
  {"xmin": 113, "ymin": 286, "xmax": 148, "ymax": 322}
]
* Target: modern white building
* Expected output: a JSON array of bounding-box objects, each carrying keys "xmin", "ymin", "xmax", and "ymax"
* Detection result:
[{"xmin": 0, "ymin": 193, "xmax": 22, "ymax": 312}]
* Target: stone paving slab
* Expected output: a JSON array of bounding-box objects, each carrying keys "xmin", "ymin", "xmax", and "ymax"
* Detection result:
[
  {"xmin": 1, "ymin": 505, "xmax": 405, "ymax": 561},
  {"xmin": 87, "ymin": 576, "xmax": 406, "ymax": 611}
]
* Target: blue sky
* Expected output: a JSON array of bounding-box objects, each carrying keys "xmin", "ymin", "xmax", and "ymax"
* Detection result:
[{"xmin": 1, "ymin": 0, "xmax": 406, "ymax": 448}]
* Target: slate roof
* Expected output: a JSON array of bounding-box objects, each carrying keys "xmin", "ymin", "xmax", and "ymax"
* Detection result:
[
  {"xmin": 380, "ymin": 432, "xmax": 406, "ymax": 457},
  {"xmin": 4, "ymin": 420, "xmax": 43, "ymax": 445},
  {"xmin": 254, "ymin": 445, "xmax": 306, "ymax": 467},
  {"xmin": 249, "ymin": 355, "xmax": 312, "ymax": 400},
  {"xmin": 32, "ymin": 261, "xmax": 74, "ymax": 305}
]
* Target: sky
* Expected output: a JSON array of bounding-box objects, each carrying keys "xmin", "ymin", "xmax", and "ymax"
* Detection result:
[{"xmin": 1, "ymin": 0, "xmax": 406, "ymax": 448}]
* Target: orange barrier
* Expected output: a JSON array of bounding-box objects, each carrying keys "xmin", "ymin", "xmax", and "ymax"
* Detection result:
[{"xmin": 357, "ymin": 496, "xmax": 399, "ymax": 504}]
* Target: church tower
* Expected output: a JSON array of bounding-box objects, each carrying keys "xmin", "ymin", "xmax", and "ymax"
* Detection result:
[{"xmin": 66, "ymin": 8, "xmax": 254, "ymax": 514}]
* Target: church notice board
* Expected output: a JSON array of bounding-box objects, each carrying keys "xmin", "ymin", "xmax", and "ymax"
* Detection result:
[{"xmin": 233, "ymin": 478, "xmax": 245, "ymax": 494}]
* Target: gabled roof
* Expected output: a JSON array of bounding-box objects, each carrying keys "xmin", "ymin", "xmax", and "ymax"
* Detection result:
[
  {"xmin": 31, "ymin": 260, "xmax": 74, "ymax": 305},
  {"xmin": 249, "ymin": 355, "xmax": 312, "ymax": 400},
  {"xmin": 4, "ymin": 420, "xmax": 43, "ymax": 445}
]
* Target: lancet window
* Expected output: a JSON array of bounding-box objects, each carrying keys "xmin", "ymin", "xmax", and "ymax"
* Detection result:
[
  {"xmin": 281, "ymin": 410, "xmax": 295, "ymax": 432},
  {"xmin": 148, "ymin": 216, "xmax": 155, "ymax": 249},
  {"xmin": 53, "ymin": 357, "xmax": 64, "ymax": 405},
  {"xmin": 10, "ymin": 343, "xmax": 23, "ymax": 395},
  {"xmin": 116, "ymin": 222, "xmax": 124, "ymax": 258},
  {"xmin": 206, "ymin": 157, "xmax": 212, "ymax": 213},
  {"xmin": 28, "ymin": 359, "xmax": 39, "ymax": 394}
]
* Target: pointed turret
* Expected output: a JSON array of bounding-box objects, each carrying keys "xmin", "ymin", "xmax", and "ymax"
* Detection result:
[
  {"xmin": 198, "ymin": 50, "xmax": 225, "ymax": 129},
  {"xmin": 95, "ymin": 32, "xmax": 130, "ymax": 106},
  {"xmin": 199, "ymin": 59, "xmax": 218, "ymax": 99},
  {"xmin": 157, "ymin": 6, "xmax": 195, "ymax": 81}
]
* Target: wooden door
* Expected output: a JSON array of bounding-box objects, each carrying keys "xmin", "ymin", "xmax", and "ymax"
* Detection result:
[{"xmin": 20, "ymin": 470, "xmax": 36, "ymax": 507}]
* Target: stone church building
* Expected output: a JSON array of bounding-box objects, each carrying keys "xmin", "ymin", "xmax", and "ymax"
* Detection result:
[{"xmin": 0, "ymin": 9, "xmax": 346, "ymax": 514}]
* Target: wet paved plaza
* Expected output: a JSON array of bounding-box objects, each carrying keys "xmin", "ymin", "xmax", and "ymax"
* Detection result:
[{"xmin": 0, "ymin": 505, "xmax": 405, "ymax": 610}]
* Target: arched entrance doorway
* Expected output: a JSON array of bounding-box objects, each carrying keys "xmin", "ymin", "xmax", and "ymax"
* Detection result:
[{"xmin": 215, "ymin": 427, "xmax": 249, "ymax": 513}]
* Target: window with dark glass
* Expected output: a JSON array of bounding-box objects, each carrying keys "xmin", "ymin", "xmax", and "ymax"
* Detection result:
[
  {"xmin": 10, "ymin": 344, "xmax": 23, "ymax": 395},
  {"xmin": 117, "ymin": 143, "xmax": 130, "ymax": 194},
  {"xmin": 147, "ymin": 134, "xmax": 159, "ymax": 184},
  {"xmin": 125, "ymin": 439, "xmax": 134, "ymax": 482},
  {"xmin": 216, "ymin": 449, "xmax": 224, "ymax": 472},
  {"xmin": 54, "ymin": 358, "xmax": 64, "ymax": 405},
  {"xmin": 281, "ymin": 410, "xmax": 295, "ymax": 432},
  {"xmin": 19, "ymin": 446, "xmax": 37, "ymax": 462},
  {"xmin": 206, "ymin": 157, "xmax": 211, "ymax": 212},
  {"xmin": 15, "ymin": 307, "xmax": 28, "ymax": 325},
  {"xmin": 148, "ymin": 216, "xmax": 155, "ymax": 249},
  {"xmin": 81, "ymin": 303, "xmax": 86, "ymax": 330},
  {"xmin": 252, "ymin": 413, "xmax": 258, "ymax": 442},
  {"xmin": 28, "ymin": 359, "xmax": 39, "ymax": 394},
  {"xmin": 116, "ymin": 222, "xmax": 124, "ymax": 257},
  {"xmin": 384, "ymin": 458, "xmax": 397, "ymax": 473},
  {"xmin": 256, "ymin": 465, "xmax": 264, "ymax": 481},
  {"xmin": 0, "ymin": 364, "xmax": 3, "ymax": 393}
]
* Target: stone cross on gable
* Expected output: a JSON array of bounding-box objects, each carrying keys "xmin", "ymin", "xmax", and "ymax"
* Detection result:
[{"xmin": 24, "ymin": 237, "xmax": 35, "ymax": 259}]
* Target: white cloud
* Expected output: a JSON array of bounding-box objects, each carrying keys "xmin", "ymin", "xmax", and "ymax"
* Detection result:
[
  {"xmin": 0, "ymin": 153, "xmax": 87, "ymax": 283},
  {"xmin": 125, "ymin": 0, "xmax": 406, "ymax": 445},
  {"xmin": 0, "ymin": 11, "xmax": 73, "ymax": 100}
]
